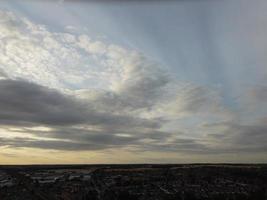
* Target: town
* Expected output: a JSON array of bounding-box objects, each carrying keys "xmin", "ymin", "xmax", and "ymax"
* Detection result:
[{"xmin": 0, "ymin": 164, "xmax": 266, "ymax": 200}]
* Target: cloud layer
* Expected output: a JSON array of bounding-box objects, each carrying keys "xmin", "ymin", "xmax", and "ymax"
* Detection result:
[{"xmin": 0, "ymin": 10, "xmax": 266, "ymax": 160}]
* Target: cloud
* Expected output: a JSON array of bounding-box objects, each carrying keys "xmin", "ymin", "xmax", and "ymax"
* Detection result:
[
  {"xmin": 0, "ymin": 68, "xmax": 7, "ymax": 79},
  {"xmin": 0, "ymin": 126, "xmax": 206, "ymax": 153},
  {"xmin": 0, "ymin": 79, "xmax": 214, "ymax": 153},
  {"xmin": 0, "ymin": 79, "xmax": 87, "ymax": 126},
  {"xmin": 0, "ymin": 9, "xmax": 266, "ymax": 158},
  {"xmin": 0, "ymin": 10, "xmax": 168, "ymax": 95},
  {"xmin": 0, "ymin": 79, "xmax": 266, "ymax": 155},
  {"xmin": 0, "ymin": 10, "xmax": 221, "ymax": 118},
  {"xmin": 0, "ymin": 10, "xmax": 181, "ymax": 153},
  {"xmin": 0, "ymin": 10, "xmax": 171, "ymax": 113},
  {"xmin": 204, "ymin": 120, "xmax": 267, "ymax": 153},
  {"xmin": 236, "ymin": 85, "xmax": 267, "ymax": 121},
  {"xmin": 167, "ymin": 85, "xmax": 221, "ymax": 115},
  {"xmin": 0, "ymin": 79, "xmax": 160, "ymax": 130},
  {"xmin": 0, "ymin": 135, "xmax": 140, "ymax": 151},
  {"xmin": 0, "ymin": 137, "xmax": 108, "ymax": 151},
  {"xmin": 245, "ymin": 85, "xmax": 267, "ymax": 108},
  {"xmin": 0, "ymin": 10, "xmax": 96, "ymax": 90},
  {"xmin": 0, "ymin": 78, "xmax": 172, "ymax": 151}
]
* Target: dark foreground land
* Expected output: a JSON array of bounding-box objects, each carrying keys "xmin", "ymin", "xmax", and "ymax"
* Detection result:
[{"xmin": 0, "ymin": 164, "xmax": 266, "ymax": 200}]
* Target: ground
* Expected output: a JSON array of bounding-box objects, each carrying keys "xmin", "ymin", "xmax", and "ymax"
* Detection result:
[{"xmin": 0, "ymin": 164, "xmax": 266, "ymax": 200}]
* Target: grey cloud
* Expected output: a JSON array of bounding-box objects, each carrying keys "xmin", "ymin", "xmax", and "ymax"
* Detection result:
[
  {"xmin": 8, "ymin": 125, "xmax": 172, "ymax": 151},
  {"xmin": 37, "ymin": 0, "xmax": 207, "ymax": 3},
  {"xmin": 1, "ymin": 79, "xmax": 265, "ymax": 155},
  {"xmin": 24, "ymin": 127, "xmax": 169, "ymax": 141},
  {"xmin": 0, "ymin": 68, "xmax": 7, "ymax": 78},
  {"xmin": 117, "ymin": 61, "xmax": 170, "ymax": 110},
  {"xmin": 0, "ymin": 137, "xmax": 110, "ymax": 151},
  {"xmin": 81, "ymin": 60, "xmax": 171, "ymax": 114},
  {"xmin": 154, "ymin": 84, "xmax": 230, "ymax": 119},
  {"xmin": 246, "ymin": 85, "xmax": 267, "ymax": 105},
  {"xmin": 238, "ymin": 85, "xmax": 267, "ymax": 118},
  {"xmin": 0, "ymin": 128, "xmax": 170, "ymax": 151},
  {"xmin": 140, "ymin": 138, "xmax": 209, "ymax": 153},
  {"xmin": 176, "ymin": 85, "xmax": 222, "ymax": 114},
  {"xmin": 0, "ymin": 78, "xmax": 242, "ymax": 153},
  {"xmin": 206, "ymin": 121, "xmax": 267, "ymax": 153},
  {"xmin": 0, "ymin": 79, "xmax": 87, "ymax": 126},
  {"xmin": 0, "ymin": 133, "xmax": 207, "ymax": 152},
  {"xmin": 227, "ymin": 123, "xmax": 267, "ymax": 148},
  {"xmin": 0, "ymin": 79, "xmax": 160, "ymax": 129},
  {"xmin": 3, "ymin": 110, "xmax": 267, "ymax": 154},
  {"xmin": 0, "ymin": 78, "xmax": 170, "ymax": 151}
]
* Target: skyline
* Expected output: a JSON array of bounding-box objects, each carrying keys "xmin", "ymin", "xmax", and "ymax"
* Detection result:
[{"xmin": 0, "ymin": 0, "xmax": 267, "ymax": 164}]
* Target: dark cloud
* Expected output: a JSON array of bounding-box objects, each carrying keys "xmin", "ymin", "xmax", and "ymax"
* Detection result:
[
  {"xmin": 0, "ymin": 78, "xmax": 171, "ymax": 151},
  {"xmin": 0, "ymin": 127, "xmax": 173, "ymax": 151},
  {"xmin": 0, "ymin": 79, "xmax": 266, "ymax": 155},
  {"xmin": 0, "ymin": 79, "xmax": 87, "ymax": 126},
  {"xmin": 0, "ymin": 137, "xmax": 109, "ymax": 151},
  {"xmin": 0, "ymin": 133, "xmax": 207, "ymax": 152},
  {"xmin": 0, "ymin": 79, "xmax": 160, "ymax": 129},
  {"xmin": 2, "ymin": 125, "xmax": 172, "ymax": 151}
]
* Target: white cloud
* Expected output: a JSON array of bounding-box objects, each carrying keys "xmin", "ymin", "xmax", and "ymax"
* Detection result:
[
  {"xmin": 0, "ymin": 9, "xmax": 232, "ymax": 119},
  {"xmin": 0, "ymin": 10, "xmax": 172, "ymax": 113},
  {"xmin": 0, "ymin": 10, "xmax": 166, "ymax": 96}
]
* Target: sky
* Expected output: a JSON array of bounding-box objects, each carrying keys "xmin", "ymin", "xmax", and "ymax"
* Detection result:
[{"xmin": 0, "ymin": 0, "xmax": 266, "ymax": 164}]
